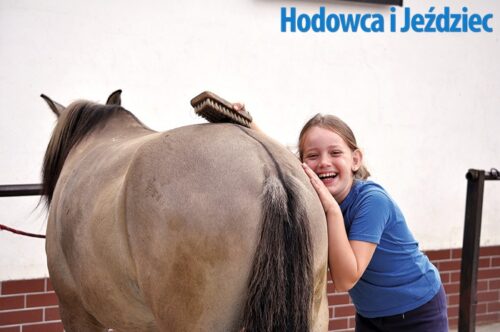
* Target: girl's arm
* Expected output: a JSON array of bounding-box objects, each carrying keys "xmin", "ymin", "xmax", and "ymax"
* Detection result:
[{"xmin": 302, "ymin": 163, "xmax": 376, "ymax": 292}]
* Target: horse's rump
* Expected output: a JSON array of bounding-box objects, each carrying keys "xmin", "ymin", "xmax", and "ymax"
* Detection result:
[{"xmin": 44, "ymin": 99, "xmax": 329, "ymax": 331}]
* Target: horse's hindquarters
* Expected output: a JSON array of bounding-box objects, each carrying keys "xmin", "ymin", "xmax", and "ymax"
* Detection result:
[
  {"xmin": 125, "ymin": 125, "xmax": 266, "ymax": 331},
  {"xmin": 47, "ymin": 123, "xmax": 329, "ymax": 331}
]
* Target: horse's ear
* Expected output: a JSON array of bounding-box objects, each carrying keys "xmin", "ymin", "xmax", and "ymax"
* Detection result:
[
  {"xmin": 106, "ymin": 89, "xmax": 122, "ymax": 106},
  {"xmin": 40, "ymin": 94, "xmax": 65, "ymax": 117}
]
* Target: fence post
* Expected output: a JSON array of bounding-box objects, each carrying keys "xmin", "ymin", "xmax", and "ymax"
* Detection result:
[{"xmin": 458, "ymin": 170, "xmax": 485, "ymax": 332}]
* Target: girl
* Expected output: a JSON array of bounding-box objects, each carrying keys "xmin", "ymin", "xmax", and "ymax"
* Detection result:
[{"xmin": 237, "ymin": 106, "xmax": 448, "ymax": 332}]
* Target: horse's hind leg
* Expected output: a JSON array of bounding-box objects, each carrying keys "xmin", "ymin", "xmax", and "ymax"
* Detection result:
[{"xmin": 58, "ymin": 297, "xmax": 107, "ymax": 332}]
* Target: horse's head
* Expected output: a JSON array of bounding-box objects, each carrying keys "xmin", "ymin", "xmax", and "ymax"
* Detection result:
[{"xmin": 41, "ymin": 89, "xmax": 123, "ymax": 117}]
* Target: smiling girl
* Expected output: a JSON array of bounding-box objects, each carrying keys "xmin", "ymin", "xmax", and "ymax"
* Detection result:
[{"xmin": 239, "ymin": 107, "xmax": 449, "ymax": 332}]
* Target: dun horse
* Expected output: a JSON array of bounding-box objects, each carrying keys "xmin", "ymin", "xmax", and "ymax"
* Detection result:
[{"xmin": 41, "ymin": 91, "xmax": 329, "ymax": 331}]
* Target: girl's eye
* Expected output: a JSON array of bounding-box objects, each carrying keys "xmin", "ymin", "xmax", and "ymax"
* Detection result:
[
  {"xmin": 330, "ymin": 151, "xmax": 342, "ymax": 156},
  {"xmin": 305, "ymin": 154, "xmax": 318, "ymax": 159}
]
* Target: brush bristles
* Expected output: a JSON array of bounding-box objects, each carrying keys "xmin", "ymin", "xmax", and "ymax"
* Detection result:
[{"xmin": 193, "ymin": 97, "xmax": 252, "ymax": 128}]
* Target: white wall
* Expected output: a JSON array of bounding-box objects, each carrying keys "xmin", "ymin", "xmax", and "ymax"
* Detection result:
[{"xmin": 1, "ymin": 0, "xmax": 499, "ymax": 280}]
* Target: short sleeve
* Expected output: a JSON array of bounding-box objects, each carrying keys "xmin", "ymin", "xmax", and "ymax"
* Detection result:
[{"xmin": 347, "ymin": 190, "xmax": 391, "ymax": 244}]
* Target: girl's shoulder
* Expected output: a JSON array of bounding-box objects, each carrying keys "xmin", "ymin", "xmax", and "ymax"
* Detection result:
[
  {"xmin": 354, "ymin": 180, "xmax": 389, "ymax": 198},
  {"xmin": 350, "ymin": 180, "xmax": 394, "ymax": 209}
]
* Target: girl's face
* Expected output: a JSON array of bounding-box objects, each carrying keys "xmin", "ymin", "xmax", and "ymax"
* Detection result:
[{"xmin": 301, "ymin": 126, "xmax": 361, "ymax": 203}]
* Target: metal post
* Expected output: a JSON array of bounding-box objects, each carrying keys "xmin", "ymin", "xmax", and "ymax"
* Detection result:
[{"xmin": 458, "ymin": 170, "xmax": 485, "ymax": 332}]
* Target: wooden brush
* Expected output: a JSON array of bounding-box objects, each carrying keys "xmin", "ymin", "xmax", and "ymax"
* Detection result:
[{"xmin": 191, "ymin": 91, "xmax": 253, "ymax": 128}]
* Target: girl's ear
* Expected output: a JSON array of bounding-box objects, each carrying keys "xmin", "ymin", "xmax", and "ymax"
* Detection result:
[{"xmin": 352, "ymin": 149, "xmax": 363, "ymax": 172}]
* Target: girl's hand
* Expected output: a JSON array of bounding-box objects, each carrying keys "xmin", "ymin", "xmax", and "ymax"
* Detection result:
[
  {"xmin": 232, "ymin": 102, "xmax": 260, "ymax": 131},
  {"xmin": 301, "ymin": 163, "xmax": 340, "ymax": 215},
  {"xmin": 232, "ymin": 102, "xmax": 246, "ymax": 112}
]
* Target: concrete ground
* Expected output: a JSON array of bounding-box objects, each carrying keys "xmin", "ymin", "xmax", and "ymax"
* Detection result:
[{"xmin": 450, "ymin": 322, "xmax": 500, "ymax": 332}]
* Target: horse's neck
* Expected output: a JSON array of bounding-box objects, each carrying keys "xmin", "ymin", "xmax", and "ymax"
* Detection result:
[
  {"xmin": 81, "ymin": 112, "xmax": 155, "ymax": 149},
  {"xmin": 102, "ymin": 112, "xmax": 153, "ymax": 137}
]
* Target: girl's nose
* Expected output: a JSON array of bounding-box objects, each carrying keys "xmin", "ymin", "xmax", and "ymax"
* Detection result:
[{"xmin": 318, "ymin": 154, "xmax": 330, "ymax": 168}]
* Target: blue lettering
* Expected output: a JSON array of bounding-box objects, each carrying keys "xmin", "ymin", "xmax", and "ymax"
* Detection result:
[
  {"xmin": 390, "ymin": 7, "xmax": 396, "ymax": 32},
  {"xmin": 436, "ymin": 7, "xmax": 450, "ymax": 32},
  {"xmin": 281, "ymin": 7, "xmax": 296, "ymax": 32},
  {"xmin": 297, "ymin": 13, "xmax": 311, "ymax": 32},
  {"xmin": 279, "ymin": 6, "xmax": 493, "ymax": 34},
  {"xmin": 483, "ymin": 14, "xmax": 493, "ymax": 32},
  {"xmin": 326, "ymin": 14, "xmax": 340, "ymax": 32},
  {"xmin": 372, "ymin": 14, "xmax": 384, "ymax": 32},
  {"xmin": 450, "ymin": 13, "xmax": 461, "ymax": 32},
  {"xmin": 400, "ymin": 7, "xmax": 411, "ymax": 32},
  {"xmin": 340, "ymin": 14, "xmax": 361, "ymax": 32},
  {"xmin": 424, "ymin": 7, "xmax": 436, "ymax": 32},
  {"xmin": 411, "ymin": 13, "xmax": 425, "ymax": 32},
  {"xmin": 462, "ymin": 7, "xmax": 468, "ymax": 32},
  {"xmin": 312, "ymin": 7, "xmax": 325, "ymax": 32},
  {"xmin": 469, "ymin": 14, "xmax": 482, "ymax": 32}
]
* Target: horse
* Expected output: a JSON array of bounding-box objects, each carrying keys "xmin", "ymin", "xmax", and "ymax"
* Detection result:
[{"xmin": 41, "ymin": 90, "xmax": 329, "ymax": 332}]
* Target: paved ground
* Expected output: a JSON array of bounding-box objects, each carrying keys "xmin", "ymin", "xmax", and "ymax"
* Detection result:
[{"xmin": 450, "ymin": 322, "xmax": 500, "ymax": 331}]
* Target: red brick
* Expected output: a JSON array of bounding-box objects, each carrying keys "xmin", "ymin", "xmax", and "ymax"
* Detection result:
[
  {"xmin": 1, "ymin": 280, "xmax": 45, "ymax": 296},
  {"xmin": 0, "ymin": 295, "xmax": 24, "ymax": 310},
  {"xmin": 480, "ymin": 246, "xmax": 500, "ymax": 257},
  {"xmin": 440, "ymin": 272, "xmax": 450, "ymax": 284},
  {"xmin": 328, "ymin": 293, "xmax": 350, "ymax": 306},
  {"xmin": 451, "ymin": 271, "xmax": 461, "ymax": 283},
  {"xmin": 478, "ymin": 280, "xmax": 488, "ymax": 291},
  {"xmin": 26, "ymin": 293, "xmax": 59, "ymax": 308},
  {"xmin": 477, "ymin": 290, "xmax": 499, "ymax": 302},
  {"xmin": 476, "ymin": 303, "xmax": 488, "ymax": 314},
  {"xmin": 487, "ymin": 301, "xmax": 500, "ymax": 313},
  {"xmin": 327, "ymin": 282, "xmax": 336, "ymax": 293},
  {"xmin": 478, "ymin": 268, "xmax": 500, "ymax": 280},
  {"xmin": 447, "ymin": 304, "xmax": 459, "ymax": 318},
  {"xmin": 46, "ymin": 279, "xmax": 54, "ymax": 292},
  {"xmin": 334, "ymin": 304, "xmax": 356, "ymax": 317},
  {"xmin": 21, "ymin": 322, "xmax": 64, "ymax": 332},
  {"xmin": 444, "ymin": 282, "xmax": 460, "ymax": 295},
  {"xmin": 452, "ymin": 248, "xmax": 462, "ymax": 259},
  {"xmin": 476, "ymin": 312, "xmax": 500, "ymax": 324},
  {"xmin": 44, "ymin": 307, "xmax": 61, "ymax": 321},
  {"xmin": 479, "ymin": 257, "xmax": 492, "ymax": 268},
  {"xmin": 492, "ymin": 257, "xmax": 500, "ymax": 267},
  {"xmin": 425, "ymin": 249, "xmax": 451, "ymax": 261},
  {"xmin": 489, "ymin": 278, "xmax": 500, "ymax": 290},
  {"xmin": 329, "ymin": 318, "xmax": 348, "ymax": 330},
  {"xmin": 348, "ymin": 316, "xmax": 356, "ymax": 328},
  {"xmin": 448, "ymin": 294, "xmax": 460, "ymax": 305},
  {"xmin": 0, "ymin": 308, "xmax": 43, "ymax": 325},
  {"xmin": 448, "ymin": 317, "xmax": 458, "ymax": 329},
  {"xmin": 0, "ymin": 327, "xmax": 20, "ymax": 332},
  {"xmin": 438, "ymin": 260, "xmax": 461, "ymax": 272}
]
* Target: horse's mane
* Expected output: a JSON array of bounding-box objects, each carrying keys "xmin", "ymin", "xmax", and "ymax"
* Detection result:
[{"xmin": 41, "ymin": 101, "xmax": 141, "ymax": 207}]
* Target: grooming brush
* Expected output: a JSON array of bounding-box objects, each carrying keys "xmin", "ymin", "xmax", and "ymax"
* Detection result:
[{"xmin": 191, "ymin": 91, "xmax": 253, "ymax": 128}]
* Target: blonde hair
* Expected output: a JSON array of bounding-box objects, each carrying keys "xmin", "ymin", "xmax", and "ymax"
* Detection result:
[{"xmin": 298, "ymin": 113, "xmax": 370, "ymax": 180}]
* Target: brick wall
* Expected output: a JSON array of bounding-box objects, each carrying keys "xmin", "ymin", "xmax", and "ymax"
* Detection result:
[
  {"xmin": 1, "ymin": 246, "xmax": 499, "ymax": 331},
  {"xmin": 0, "ymin": 278, "xmax": 62, "ymax": 332},
  {"xmin": 326, "ymin": 245, "xmax": 500, "ymax": 331}
]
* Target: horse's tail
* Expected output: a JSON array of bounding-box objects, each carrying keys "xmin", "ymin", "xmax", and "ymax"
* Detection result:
[{"xmin": 241, "ymin": 172, "xmax": 313, "ymax": 332}]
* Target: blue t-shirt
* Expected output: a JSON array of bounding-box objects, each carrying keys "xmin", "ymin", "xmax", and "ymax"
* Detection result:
[{"xmin": 340, "ymin": 180, "xmax": 441, "ymax": 318}]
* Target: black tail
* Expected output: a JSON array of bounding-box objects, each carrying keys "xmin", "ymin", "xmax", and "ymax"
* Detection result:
[{"xmin": 241, "ymin": 173, "xmax": 313, "ymax": 332}]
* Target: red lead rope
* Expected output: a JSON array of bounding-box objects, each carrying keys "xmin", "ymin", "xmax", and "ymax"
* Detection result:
[{"xmin": 0, "ymin": 224, "xmax": 46, "ymax": 238}]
